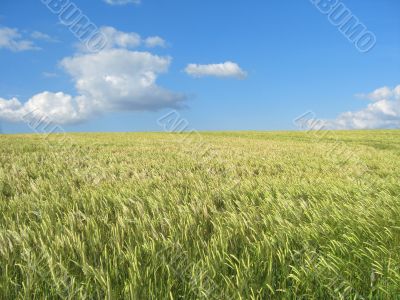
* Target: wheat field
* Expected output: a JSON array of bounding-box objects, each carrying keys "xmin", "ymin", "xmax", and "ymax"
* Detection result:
[{"xmin": 0, "ymin": 131, "xmax": 399, "ymax": 299}]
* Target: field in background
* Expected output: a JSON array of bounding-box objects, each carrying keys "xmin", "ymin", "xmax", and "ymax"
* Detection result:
[{"xmin": 0, "ymin": 131, "xmax": 399, "ymax": 299}]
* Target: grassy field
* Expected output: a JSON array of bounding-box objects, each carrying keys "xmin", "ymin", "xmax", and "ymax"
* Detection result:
[{"xmin": 0, "ymin": 130, "xmax": 400, "ymax": 299}]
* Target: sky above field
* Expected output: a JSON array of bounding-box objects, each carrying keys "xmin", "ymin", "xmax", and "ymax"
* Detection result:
[{"xmin": 0, "ymin": 0, "xmax": 399, "ymax": 133}]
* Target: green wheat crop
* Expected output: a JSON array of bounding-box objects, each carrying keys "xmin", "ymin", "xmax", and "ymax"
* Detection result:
[{"xmin": 0, "ymin": 131, "xmax": 399, "ymax": 299}]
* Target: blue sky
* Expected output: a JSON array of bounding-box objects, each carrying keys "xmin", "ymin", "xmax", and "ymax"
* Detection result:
[{"xmin": 0, "ymin": 0, "xmax": 399, "ymax": 133}]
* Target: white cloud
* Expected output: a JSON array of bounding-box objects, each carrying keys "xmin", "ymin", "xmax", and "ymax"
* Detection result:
[
  {"xmin": 185, "ymin": 61, "xmax": 247, "ymax": 79},
  {"xmin": 0, "ymin": 27, "xmax": 186, "ymax": 125},
  {"xmin": 77, "ymin": 27, "xmax": 165, "ymax": 52},
  {"xmin": 0, "ymin": 26, "xmax": 39, "ymax": 52},
  {"xmin": 0, "ymin": 97, "xmax": 22, "ymax": 114},
  {"xmin": 61, "ymin": 49, "xmax": 186, "ymax": 113},
  {"xmin": 0, "ymin": 92, "xmax": 89, "ymax": 124},
  {"xmin": 104, "ymin": 0, "xmax": 140, "ymax": 5},
  {"xmin": 42, "ymin": 72, "xmax": 58, "ymax": 78},
  {"xmin": 325, "ymin": 85, "xmax": 400, "ymax": 129},
  {"xmin": 99, "ymin": 26, "xmax": 141, "ymax": 49},
  {"xmin": 145, "ymin": 36, "xmax": 166, "ymax": 48},
  {"xmin": 31, "ymin": 31, "xmax": 59, "ymax": 43}
]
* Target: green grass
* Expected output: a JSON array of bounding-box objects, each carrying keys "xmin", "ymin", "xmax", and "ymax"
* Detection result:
[{"xmin": 1, "ymin": 130, "xmax": 400, "ymax": 299}]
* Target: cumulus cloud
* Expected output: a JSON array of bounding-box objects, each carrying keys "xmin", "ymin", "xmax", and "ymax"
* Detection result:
[
  {"xmin": 325, "ymin": 85, "xmax": 400, "ymax": 129},
  {"xmin": 356, "ymin": 86, "xmax": 394, "ymax": 101},
  {"xmin": 104, "ymin": 0, "xmax": 140, "ymax": 5},
  {"xmin": 0, "ymin": 92, "xmax": 89, "ymax": 124},
  {"xmin": 61, "ymin": 49, "xmax": 186, "ymax": 112},
  {"xmin": 0, "ymin": 27, "xmax": 186, "ymax": 125},
  {"xmin": 0, "ymin": 26, "xmax": 39, "ymax": 52},
  {"xmin": 185, "ymin": 61, "xmax": 247, "ymax": 79}
]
